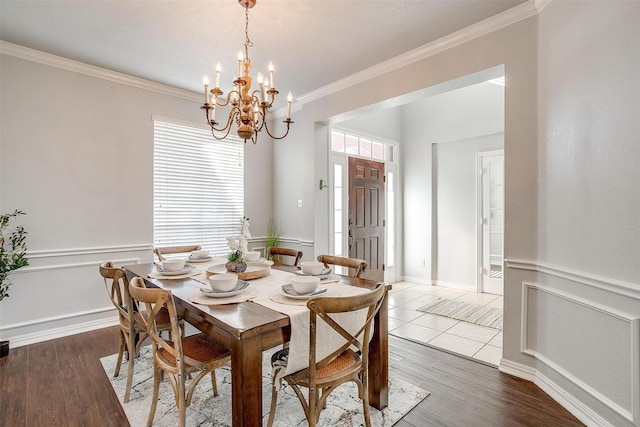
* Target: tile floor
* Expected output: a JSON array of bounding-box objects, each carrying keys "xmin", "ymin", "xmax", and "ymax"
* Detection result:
[{"xmin": 387, "ymin": 281, "xmax": 503, "ymax": 366}]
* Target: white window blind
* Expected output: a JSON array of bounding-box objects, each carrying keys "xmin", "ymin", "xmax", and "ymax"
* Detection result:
[{"xmin": 153, "ymin": 120, "xmax": 244, "ymax": 256}]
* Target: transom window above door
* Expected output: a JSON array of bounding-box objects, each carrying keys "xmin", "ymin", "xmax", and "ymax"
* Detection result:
[{"xmin": 331, "ymin": 129, "xmax": 394, "ymax": 162}]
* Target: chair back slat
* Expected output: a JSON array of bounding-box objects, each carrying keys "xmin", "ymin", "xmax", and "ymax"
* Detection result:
[
  {"xmin": 129, "ymin": 277, "xmax": 184, "ymax": 369},
  {"xmin": 99, "ymin": 261, "xmax": 133, "ymax": 323},
  {"xmin": 154, "ymin": 245, "xmax": 201, "ymax": 261},
  {"xmin": 316, "ymin": 255, "xmax": 367, "ymax": 278},
  {"xmin": 267, "ymin": 247, "xmax": 303, "ymax": 266}
]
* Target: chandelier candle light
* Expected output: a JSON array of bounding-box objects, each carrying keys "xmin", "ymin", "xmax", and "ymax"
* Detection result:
[{"xmin": 202, "ymin": 0, "xmax": 293, "ymax": 144}]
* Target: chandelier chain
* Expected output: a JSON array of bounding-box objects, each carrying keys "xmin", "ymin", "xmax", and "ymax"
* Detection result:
[{"xmin": 244, "ymin": 6, "xmax": 253, "ymax": 61}]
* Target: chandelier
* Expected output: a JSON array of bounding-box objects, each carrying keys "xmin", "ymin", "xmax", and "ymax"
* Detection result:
[{"xmin": 201, "ymin": 0, "xmax": 293, "ymax": 144}]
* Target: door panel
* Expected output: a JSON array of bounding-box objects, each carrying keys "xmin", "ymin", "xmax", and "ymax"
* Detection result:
[{"xmin": 349, "ymin": 157, "xmax": 385, "ymax": 281}]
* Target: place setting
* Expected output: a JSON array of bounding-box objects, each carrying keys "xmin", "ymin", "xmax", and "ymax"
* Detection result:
[
  {"xmin": 147, "ymin": 258, "xmax": 201, "ymax": 279},
  {"xmin": 270, "ymin": 274, "xmax": 329, "ymax": 306},
  {"xmin": 185, "ymin": 249, "xmax": 213, "ymax": 263},
  {"xmin": 291, "ymin": 260, "xmax": 342, "ymax": 284},
  {"xmin": 189, "ymin": 272, "xmax": 258, "ymax": 305}
]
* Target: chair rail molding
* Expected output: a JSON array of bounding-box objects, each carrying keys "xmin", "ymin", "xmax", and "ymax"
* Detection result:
[
  {"xmin": 506, "ymin": 258, "xmax": 640, "ymax": 300},
  {"xmin": 24, "ymin": 243, "xmax": 152, "ymax": 260}
]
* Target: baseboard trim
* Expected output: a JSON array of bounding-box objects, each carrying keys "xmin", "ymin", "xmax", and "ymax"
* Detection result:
[
  {"xmin": 6, "ymin": 313, "xmax": 119, "ymax": 348},
  {"xmin": 431, "ymin": 279, "xmax": 476, "ymax": 291},
  {"xmin": 500, "ymin": 358, "xmax": 614, "ymax": 427},
  {"xmin": 400, "ymin": 275, "xmax": 429, "ymax": 285}
]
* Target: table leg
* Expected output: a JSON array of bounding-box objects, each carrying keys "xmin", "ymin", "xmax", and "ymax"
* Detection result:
[
  {"xmin": 231, "ymin": 334, "xmax": 263, "ymax": 427},
  {"xmin": 368, "ymin": 291, "xmax": 389, "ymax": 409}
]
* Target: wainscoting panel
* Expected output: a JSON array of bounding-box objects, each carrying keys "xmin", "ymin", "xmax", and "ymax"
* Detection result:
[
  {"xmin": 1, "ymin": 245, "xmax": 152, "ymax": 347},
  {"xmin": 520, "ymin": 281, "xmax": 639, "ymax": 426}
]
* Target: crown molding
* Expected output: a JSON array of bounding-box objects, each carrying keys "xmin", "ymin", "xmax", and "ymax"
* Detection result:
[
  {"xmin": 533, "ymin": 0, "xmax": 553, "ymax": 13},
  {"xmin": 297, "ymin": 0, "xmax": 540, "ymax": 106},
  {"xmin": 1, "ymin": 0, "xmax": 545, "ymax": 109},
  {"xmin": 0, "ymin": 41, "xmax": 201, "ymax": 103}
]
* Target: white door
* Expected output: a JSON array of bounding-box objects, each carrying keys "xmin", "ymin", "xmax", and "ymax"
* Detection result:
[{"xmin": 479, "ymin": 151, "xmax": 504, "ymax": 295}]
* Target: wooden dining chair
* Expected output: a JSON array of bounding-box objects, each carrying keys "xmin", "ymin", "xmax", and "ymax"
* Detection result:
[
  {"xmin": 267, "ymin": 283, "xmax": 388, "ymax": 427},
  {"xmin": 99, "ymin": 262, "xmax": 176, "ymax": 402},
  {"xmin": 266, "ymin": 246, "xmax": 303, "ymax": 266},
  {"xmin": 316, "ymin": 254, "xmax": 367, "ymax": 278},
  {"xmin": 128, "ymin": 277, "xmax": 231, "ymax": 427},
  {"xmin": 153, "ymin": 244, "xmax": 201, "ymax": 261}
]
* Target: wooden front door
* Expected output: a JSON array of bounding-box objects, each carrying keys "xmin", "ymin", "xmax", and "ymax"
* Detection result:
[{"xmin": 349, "ymin": 157, "xmax": 385, "ymax": 282}]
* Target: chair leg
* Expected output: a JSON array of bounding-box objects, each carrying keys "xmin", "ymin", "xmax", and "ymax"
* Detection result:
[
  {"xmin": 178, "ymin": 375, "xmax": 187, "ymax": 427},
  {"xmin": 308, "ymin": 386, "xmax": 317, "ymax": 427},
  {"xmin": 114, "ymin": 330, "xmax": 125, "ymax": 378},
  {"xmin": 123, "ymin": 331, "xmax": 139, "ymax": 403},
  {"xmin": 147, "ymin": 365, "xmax": 161, "ymax": 427},
  {"xmin": 210, "ymin": 370, "xmax": 219, "ymax": 397},
  {"xmin": 266, "ymin": 379, "xmax": 280, "ymax": 427},
  {"xmin": 123, "ymin": 344, "xmax": 135, "ymax": 403},
  {"xmin": 361, "ymin": 371, "xmax": 371, "ymax": 427}
]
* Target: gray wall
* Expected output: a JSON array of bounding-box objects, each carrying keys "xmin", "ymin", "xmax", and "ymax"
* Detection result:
[
  {"xmin": 0, "ymin": 53, "xmax": 273, "ymax": 340},
  {"xmin": 432, "ymin": 133, "xmax": 503, "ymax": 289}
]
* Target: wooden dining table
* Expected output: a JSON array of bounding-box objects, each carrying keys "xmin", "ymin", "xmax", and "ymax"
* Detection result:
[{"xmin": 123, "ymin": 262, "xmax": 389, "ymax": 427}]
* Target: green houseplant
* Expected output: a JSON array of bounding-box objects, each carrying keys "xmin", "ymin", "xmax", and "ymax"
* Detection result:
[
  {"xmin": 265, "ymin": 217, "xmax": 282, "ymax": 262},
  {"xmin": 0, "ymin": 210, "xmax": 29, "ymax": 357}
]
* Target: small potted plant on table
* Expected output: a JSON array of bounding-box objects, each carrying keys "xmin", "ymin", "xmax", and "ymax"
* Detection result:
[{"xmin": 225, "ymin": 216, "xmax": 251, "ymax": 273}]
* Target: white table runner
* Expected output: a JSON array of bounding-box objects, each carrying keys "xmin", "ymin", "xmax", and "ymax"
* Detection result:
[{"xmin": 176, "ymin": 259, "xmax": 370, "ymax": 376}]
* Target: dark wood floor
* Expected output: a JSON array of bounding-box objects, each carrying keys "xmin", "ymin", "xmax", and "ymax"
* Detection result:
[{"xmin": 0, "ymin": 326, "xmax": 583, "ymax": 426}]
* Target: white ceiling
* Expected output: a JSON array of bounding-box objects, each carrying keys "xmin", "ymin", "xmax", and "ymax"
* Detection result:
[{"xmin": 0, "ymin": 0, "xmax": 525, "ymax": 101}]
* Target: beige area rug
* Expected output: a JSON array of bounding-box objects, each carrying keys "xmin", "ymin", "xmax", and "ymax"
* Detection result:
[
  {"xmin": 417, "ymin": 298, "xmax": 503, "ymax": 330},
  {"xmin": 100, "ymin": 347, "xmax": 429, "ymax": 426}
]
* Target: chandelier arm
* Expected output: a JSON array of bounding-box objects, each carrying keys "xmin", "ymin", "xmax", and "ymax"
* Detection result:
[
  {"xmin": 250, "ymin": 90, "xmax": 263, "ymax": 103},
  {"xmin": 213, "ymin": 95, "xmax": 233, "ymax": 108},
  {"xmin": 263, "ymin": 117, "xmax": 294, "ymax": 140},
  {"xmin": 209, "ymin": 109, "xmax": 238, "ymax": 140}
]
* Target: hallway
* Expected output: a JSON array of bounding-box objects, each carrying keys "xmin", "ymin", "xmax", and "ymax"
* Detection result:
[{"xmin": 388, "ymin": 282, "xmax": 503, "ymax": 366}]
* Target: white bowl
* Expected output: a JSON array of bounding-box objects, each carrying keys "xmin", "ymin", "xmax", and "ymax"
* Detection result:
[
  {"xmin": 209, "ymin": 273, "xmax": 238, "ymax": 292},
  {"xmin": 162, "ymin": 259, "xmax": 185, "ymax": 272},
  {"xmin": 300, "ymin": 261, "xmax": 325, "ymax": 276},
  {"xmin": 244, "ymin": 251, "xmax": 260, "ymax": 262},
  {"xmin": 290, "ymin": 275, "xmax": 320, "ymax": 294},
  {"xmin": 191, "ymin": 249, "xmax": 209, "ymax": 259}
]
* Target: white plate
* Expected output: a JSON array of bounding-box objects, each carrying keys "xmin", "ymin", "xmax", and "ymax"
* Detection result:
[
  {"xmin": 280, "ymin": 284, "xmax": 327, "ymax": 300},
  {"xmin": 156, "ymin": 265, "xmax": 196, "ymax": 276},
  {"xmin": 293, "ymin": 268, "xmax": 332, "ymax": 278},
  {"xmin": 187, "ymin": 256, "xmax": 212, "ymax": 263},
  {"xmin": 199, "ymin": 280, "xmax": 250, "ymax": 298},
  {"xmin": 285, "ymin": 274, "xmax": 341, "ymax": 284}
]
